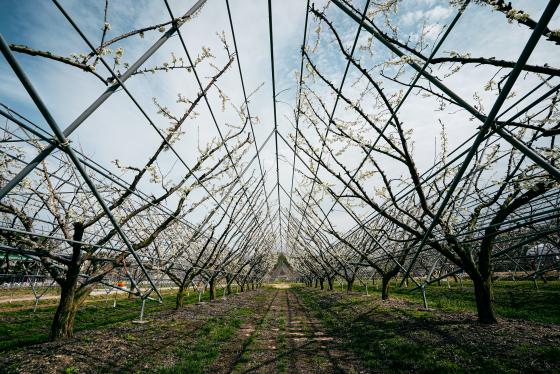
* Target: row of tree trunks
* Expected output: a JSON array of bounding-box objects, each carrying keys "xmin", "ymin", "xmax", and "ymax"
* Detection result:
[{"xmin": 306, "ymin": 272, "xmax": 497, "ymax": 324}]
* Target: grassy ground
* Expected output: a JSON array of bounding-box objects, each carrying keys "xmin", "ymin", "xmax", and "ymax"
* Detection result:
[
  {"xmin": 0, "ymin": 286, "xmax": 60, "ymax": 298},
  {"xmin": 343, "ymin": 279, "xmax": 560, "ymax": 324},
  {"xmin": 0, "ymin": 288, "xmax": 270, "ymax": 373},
  {"xmin": 277, "ymin": 307, "xmax": 288, "ymax": 373},
  {"xmin": 2, "ymin": 284, "xmax": 558, "ymax": 373},
  {"xmin": 294, "ymin": 285, "xmax": 560, "ymax": 373},
  {"xmin": 157, "ymin": 306, "xmax": 252, "ymax": 373},
  {"xmin": 0, "ymin": 287, "xmax": 227, "ymax": 351}
]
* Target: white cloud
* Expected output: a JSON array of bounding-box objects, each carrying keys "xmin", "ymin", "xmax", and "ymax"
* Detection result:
[
  {"xmin": 401, "ymin": 5, "xmax": 453, "ymax": 26},
  {"xmin": 1, "ymin": 0, "xmax": 558, "ymax": 239}
]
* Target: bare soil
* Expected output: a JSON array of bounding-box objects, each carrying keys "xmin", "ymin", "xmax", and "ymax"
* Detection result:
[
  {"xmin": 0, "ymin": 288, "xmax": 364, "ymax": 374},
  {"xmin": 221, "ymin": 289, "xmax": 363, "ymax": 373}
]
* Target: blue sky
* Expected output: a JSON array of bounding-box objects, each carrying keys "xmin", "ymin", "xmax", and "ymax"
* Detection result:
[{"xmin": 1, "ymin": 0, "xmax": 558, "ymax": 240}]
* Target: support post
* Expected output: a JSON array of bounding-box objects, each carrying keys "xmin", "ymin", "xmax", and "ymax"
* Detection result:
[
  {"xmin": 0, "ymin": 34, "xmax": 161, "ymax": 301},
  {"xmin": 0, "ymin": 0, "xmax": 208, "ymax": 200},
  {"xmin": 132, "ymin": 298, "xmax": 149, "ymax": 324},
  {"xmin": 139, "ymin": 299, "xmax": 145, "ymax": 321},
  {"xmin": 421, "ymin": 285, "xmax": 428, "ymax": 310}
]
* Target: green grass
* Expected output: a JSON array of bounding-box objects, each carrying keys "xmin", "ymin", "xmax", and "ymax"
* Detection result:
[
  {"xmin": 231, "ymin": 291, "xmax": 273, "ymax": 373},
  {"xmin": 536, "ymin": 346, "xmax": 560, "ymax": 364},
  {"xmin": 0, "ymin": 286, "xmax": 60, "ymax": 298},
  {"xmin": 158, "ymin": 307, "xmax": 250, "ymax": 374},
  {"xmin": 0, "ymin": 289, "xmax": 124, "ymax": 310},
  {"xmin": 293, "ymin": 286, "xmax": 556, "ymax": 373},
  {"xmin": 294, "ymin": 288, "xmax": 465, "ymax": 373},
  {"xmin": 0, "ymin": 289, "xmax": 213, "ymax": 351},
  {"xmin": 64, "ymin": 366, "xmax": 79, "ymax": 374},
  {"xmin": 345, "ymin": 279, "xmax": 560, "ymax": 324},
  {"xmin": 277, "ymin": 311, "xmax": 287, "ymax": 373}
]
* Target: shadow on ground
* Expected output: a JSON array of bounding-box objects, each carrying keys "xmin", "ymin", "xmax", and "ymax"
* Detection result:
[{"xmin": 294, "ymin": 287, "xmax": 560, "ymax": 373}]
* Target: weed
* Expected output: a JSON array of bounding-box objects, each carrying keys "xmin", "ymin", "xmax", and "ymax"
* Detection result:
[
  {"xmin": 64, "ymin": 366, "xmax": 79, "ymax": 374},
  {"xmin": 158, "ymin": 308, "xmax": 249, "ymax": 373}
]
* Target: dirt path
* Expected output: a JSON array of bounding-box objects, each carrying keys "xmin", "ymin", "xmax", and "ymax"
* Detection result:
[{"xmin": 230, "ymin": 288, "xmax": 362, "ymax": 373}]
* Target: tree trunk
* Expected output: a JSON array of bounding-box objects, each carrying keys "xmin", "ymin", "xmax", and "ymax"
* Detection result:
[
  {"xmin": 51, "ymin": 283, "xmax": 92, "ymax": 340},
  {"xmin": 320, "ymin": 278, "xmax": 324, "ymax": 290},
  {"xmin": 381, "ymin": 274, "xmax": 391, "ymax": 300},
  {"xmin": 50, "ymin": 222, "xmax": 85, "ymax": 341},
  {"xmin": 50, "ymin": 284, "xmax": 79, "ymax": 340},
  {"xmin": 346, "ymin": 279, "xmax": 354, "ymax": 292},
  {"xmin": 314, "ymin": 278, "xmax": 318, "ymax": 288},
  {"xmin": 209, "ymin": 279, "xmax": 215, "ymax": 300},
  {"xmin": 327, "ymin": 277, "xmax": 334, "ymax": 290},
  {"xmin": 472, "ymin": 275, "xmax": 497, "ymax": 323},
  {"xmin": 176, "ymin": 285, "xmax": 186, "ymax": 309}
]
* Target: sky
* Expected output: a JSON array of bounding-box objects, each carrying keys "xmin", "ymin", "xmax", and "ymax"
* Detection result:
[{"xmin": 0, "ymin": 0, "xmax": 558, "ymax": 250}]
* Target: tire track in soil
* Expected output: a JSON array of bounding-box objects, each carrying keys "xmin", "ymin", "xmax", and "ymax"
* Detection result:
[
  {"xmin": 230, "ymin": 289, "xmax": 282, "ymax": 373},
  {"xmin": 285, "ymin": 290, "xmax": 362, "ymax": 373},
  {"xmin": 231, "ymin": 288, "xmax": 363, "ymax": 374},
  {"xmin": 210, "ymin": 289, "xmax": 279, "ymax": 373}
]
